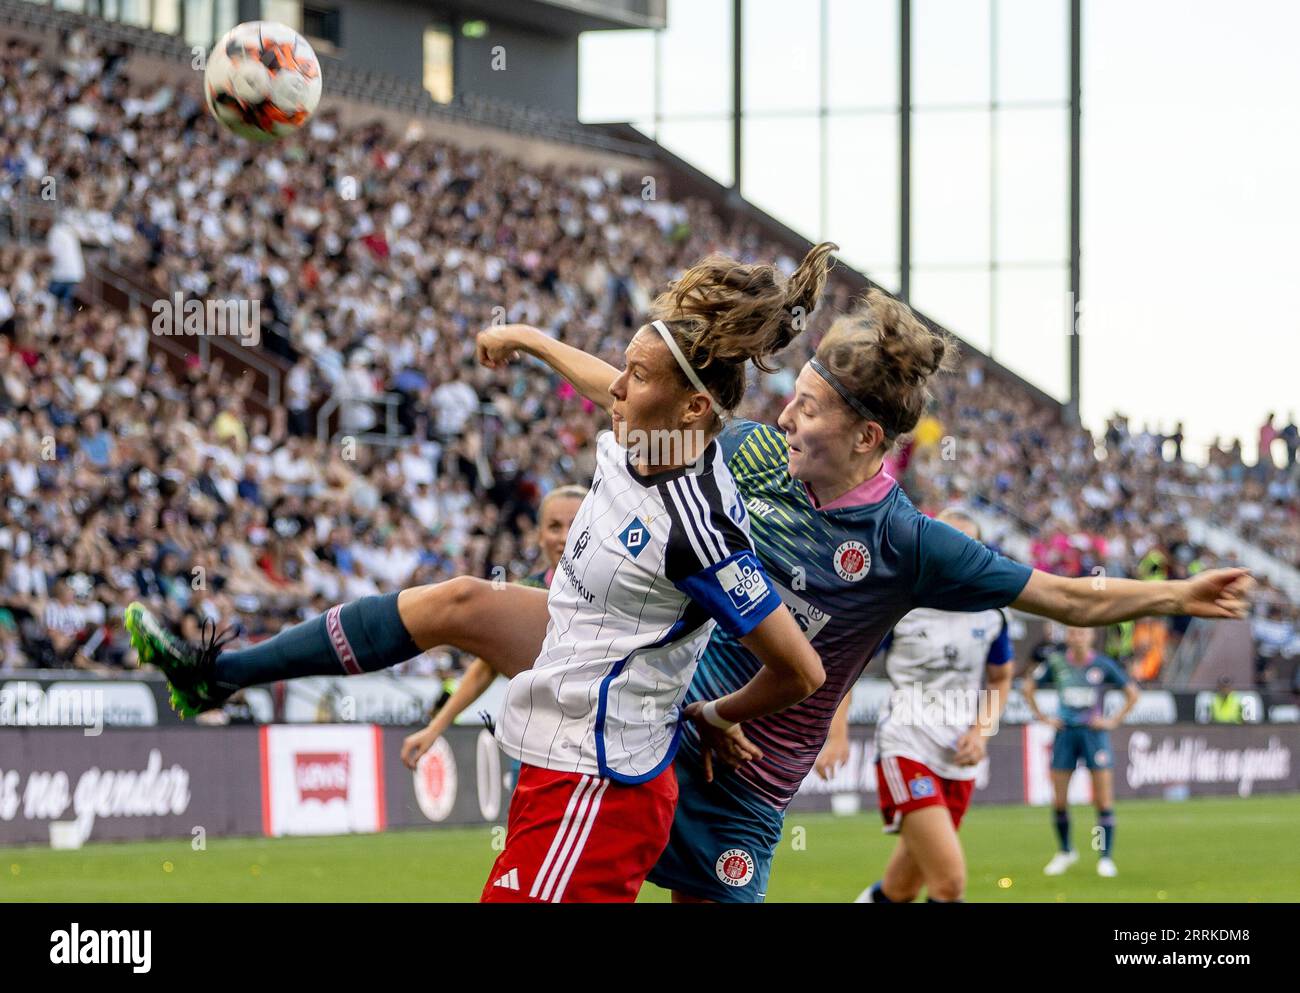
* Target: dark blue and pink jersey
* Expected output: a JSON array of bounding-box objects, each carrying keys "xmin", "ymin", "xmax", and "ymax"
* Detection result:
[
  {"xmin": 1033, "ymin": 649, "xmax": 1129, "ymax": 726},
  {"xmin": 678, "ymin": 419, "xmax": 1033, "ymax": 810}
]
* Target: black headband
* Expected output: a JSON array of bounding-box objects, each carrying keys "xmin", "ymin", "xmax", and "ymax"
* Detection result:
[{"xmin": 808, "ymin": 359, "xmax": 895, "ymax": 439}]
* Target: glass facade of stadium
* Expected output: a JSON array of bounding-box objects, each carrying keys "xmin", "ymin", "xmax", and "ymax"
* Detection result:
[
  {"xmin": 38, "ymin": 0, "xmax": 237, "ymax": 46},
  {"xmin": 580, "ymin": 0, "xmax": 1079, "ymax": 407},
  {"xmin": 34, "ymin": 1, "xmax": 408, "ymax": 63}
]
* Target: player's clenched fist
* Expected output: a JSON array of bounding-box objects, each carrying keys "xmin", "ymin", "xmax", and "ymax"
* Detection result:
[{"xmin": 476, "ymin": 324, "xmax": 536, "ymax": 368}]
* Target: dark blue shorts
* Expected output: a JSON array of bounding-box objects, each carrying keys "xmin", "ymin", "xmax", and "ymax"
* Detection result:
[
  {"xmin": 645, "ymin": 748, "xmax": 785, "ymax": 903},
  {"xmin": 1051, "ymin": 726, "xmax": 1112, "ymax": 771}
]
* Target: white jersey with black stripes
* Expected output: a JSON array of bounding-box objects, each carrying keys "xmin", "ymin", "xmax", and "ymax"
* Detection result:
[{"xmin": 495, "ymin": 430, "xmax": 782, "ymax": 784}]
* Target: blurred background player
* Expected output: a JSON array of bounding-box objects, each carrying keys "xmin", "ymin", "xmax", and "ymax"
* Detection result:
[
  {"xmin": 843, "ymin": 507, "xmax": 1014, "ymax": 904},
  {"xmin": 1023, "ymin": 625, "xmax": 1139, "ymax": 878},
  {"xmin": 400, "ymin": 484, "xmax": 586, "ymax": 769},
  {"xmin": 1208, "ymin": 675, "xmax": 1245, "ymax": 724}
]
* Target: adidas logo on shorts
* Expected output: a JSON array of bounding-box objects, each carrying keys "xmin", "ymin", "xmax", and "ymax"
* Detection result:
[{"xmin": 493, "ymin": 868, "xmax": 521, "ymax": 891}]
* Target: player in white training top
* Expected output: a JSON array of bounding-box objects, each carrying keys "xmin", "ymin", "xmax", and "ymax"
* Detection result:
[{"xmin": 477, "ymin": 244, "xmax": 835, "ymax": 903}]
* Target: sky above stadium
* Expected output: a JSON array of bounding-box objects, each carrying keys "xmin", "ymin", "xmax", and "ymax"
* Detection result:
[
  {"xmin": 1080, "ymin": 0, "xmax": 1298, "ymax": 464},
  {"xmin": 580, "ymin": 0, "xmax": 1299, "ymax": 464}
]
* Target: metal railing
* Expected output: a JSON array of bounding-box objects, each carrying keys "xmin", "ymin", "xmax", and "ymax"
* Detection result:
[
  {"xmin": 0, "ymin": 193, "xmax": 57, "ymax": 244},
  {"xmin": 315, "ymin": 391, "xmax": 408, "ymax": 449},
  {"xmin": 0, "ymin": 190, "xmax": 292, "ymax": 410},
  {"xmin": 963, "ymin": 488, "xmax": 1043, "ymax": 544},
  {"xmin": 1166, "ymin": 617, "xmax": 1214, "ymax": 689},
  {"xmin": 83, "ymin": 259, "xmax": 285, "ymax": 408}
]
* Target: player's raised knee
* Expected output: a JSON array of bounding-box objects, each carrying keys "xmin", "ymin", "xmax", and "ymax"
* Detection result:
[
  {"xmin": 440, "ymin": 574, "xmax": 491, "ymax": 610},
  {"xmin": 401, "ymin": 576, "xmax": 481, "ymax": 614},
  {"xmin": 397, "ymin": 576, "xmax": 490, "ymax": 646}
]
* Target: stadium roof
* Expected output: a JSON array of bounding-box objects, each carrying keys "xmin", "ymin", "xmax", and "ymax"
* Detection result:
[{"xmin": 439, "ymin": 0, "xmax": 666, "ymax": 34}]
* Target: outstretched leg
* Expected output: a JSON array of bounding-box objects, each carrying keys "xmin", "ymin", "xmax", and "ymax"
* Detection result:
[
  {"xmin": 395, "ymin": 579, "xmax": 549, "ymax": 678},
  {"xmin": 126, "ymin": 578, "xmax": 550, "ymax": 715}
]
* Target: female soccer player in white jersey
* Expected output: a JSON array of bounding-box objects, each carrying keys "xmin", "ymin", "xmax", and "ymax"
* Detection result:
[
  {"xmin": 835, "ymin": 507, "xmax": 1015, "ymax": 904},
  {"xmin": 473, "ymin": 244, "xmax": 843, "ymax": 903},
  {"xmin": 128, "ymin": 283, "xmax": 1253, "ymax": 903}
]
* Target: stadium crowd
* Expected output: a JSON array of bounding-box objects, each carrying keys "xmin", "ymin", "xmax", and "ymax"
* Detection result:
[
  {"xmin": 0, "ymin": 29, "xmax": 1295, "ymax": 690},
  {"xmin": 904, "ymin": 363, "xmax": 1299, "ymax": 684}
]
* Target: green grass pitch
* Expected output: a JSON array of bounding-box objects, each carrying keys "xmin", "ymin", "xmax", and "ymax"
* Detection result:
[{"xmin": 3, "ymin": 795, "xmax": 1297, "ymax": 902}]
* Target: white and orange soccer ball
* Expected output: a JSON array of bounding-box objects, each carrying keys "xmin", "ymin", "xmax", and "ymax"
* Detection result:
[{"xmin": 204, "ymin": 20, "xmax": 322, "ymax": 141}]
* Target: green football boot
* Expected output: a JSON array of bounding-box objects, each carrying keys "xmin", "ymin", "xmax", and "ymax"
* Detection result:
[{"xmin": 124, "ymin": 602, "xmax": 237, "ymax": 718}]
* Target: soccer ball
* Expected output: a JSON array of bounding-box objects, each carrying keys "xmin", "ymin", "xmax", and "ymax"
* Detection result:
[{"xmin": 204, "ymin": 21, "xmax": 322, "ymax": 141}]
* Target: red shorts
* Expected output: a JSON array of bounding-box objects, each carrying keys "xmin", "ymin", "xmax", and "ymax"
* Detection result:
[
  {"xmin": 876, "ymin": 755, "xmax": 974, "ymax": 833},
  {"xmin": 481, "ymin": 763, "xmax": 677, "ymax": 903}
]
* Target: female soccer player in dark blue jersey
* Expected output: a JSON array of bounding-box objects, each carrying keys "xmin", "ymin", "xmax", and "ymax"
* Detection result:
[{"xmin": 1023, "ymin": 624, "xmax": 1140, "ymax": 879}]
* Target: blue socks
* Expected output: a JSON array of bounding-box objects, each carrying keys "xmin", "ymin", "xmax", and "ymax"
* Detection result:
[
  {"xmin": 1053, "ymin": 808, "xmax": 1072, "ymax": 852},
  {"xmin": 214, "ymin": 593, "xmax": 420, "ymax": 694},
  {"xmin": 1097, "ymin": 809, "xmax": 1115, "ymax": 857}
]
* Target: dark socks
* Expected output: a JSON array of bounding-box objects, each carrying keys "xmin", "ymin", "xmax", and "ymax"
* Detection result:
[
  {"xmin": 1054, "ymin": 808, "xmax": 1072, "ymax": 852},
  {"xmin": 1097, "ymin": 808, "xmax": 1115, "ymax": 857},
  {"xmin": 927, "ymin": 897, "xmax": 963, "ymax": 903},
  {"xmin": 869, "ymin": 881, "xmax": 896, "ymax": 904},
  {"xmin": 213, "ymin": 593, "xmax": 420, "ymax": 693}
]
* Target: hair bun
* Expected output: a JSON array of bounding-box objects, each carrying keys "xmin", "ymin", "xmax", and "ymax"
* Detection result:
[
  {"xmin": 650, "ymin": 241, "xmax": 837, "ymax": 376},
  {"xmin": 814, "ymin": 289, "xmax": 955, "ymax": 444}
]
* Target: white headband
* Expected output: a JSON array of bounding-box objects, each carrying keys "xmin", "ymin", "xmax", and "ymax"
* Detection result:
[{"xmin": 651, "ymin": 319, "xmax": 722, "ymax": 416}]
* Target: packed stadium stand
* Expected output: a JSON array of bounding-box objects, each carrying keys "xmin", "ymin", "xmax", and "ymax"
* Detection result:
[{"xmin": 0, "ymin": 9, "xmax": 1296, "ymax": 703}]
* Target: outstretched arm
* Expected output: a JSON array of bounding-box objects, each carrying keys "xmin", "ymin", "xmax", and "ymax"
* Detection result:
[
  {"xmin": 1011, "ymin": 567, "xmax": 1253, "ymax": 627},
  {"xmin": 477, "ymin": 324, "xmax": 618, "ymax": 413}
]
